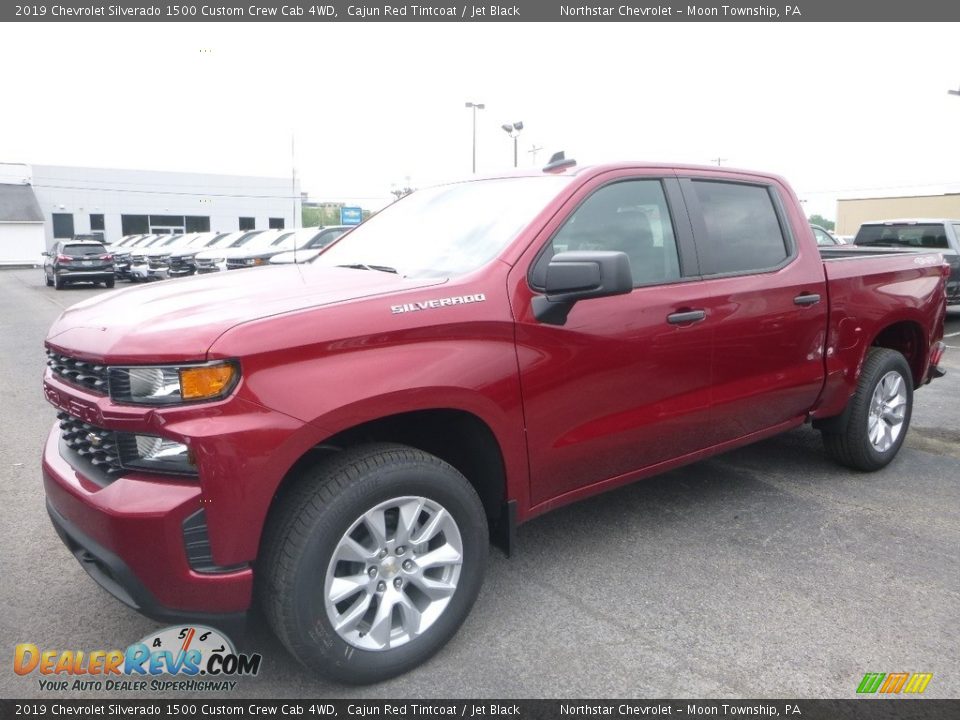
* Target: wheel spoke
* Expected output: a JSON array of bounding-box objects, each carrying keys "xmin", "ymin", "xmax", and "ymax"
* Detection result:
[
  {"xmin": 366, "ymin": 595, "xmax": 396, "ymax": 648},
  {"xmin": 363, "ymin": 508, "xmax": 389, "ymax": 547},
  {"xmin": 328, "ymin": 574, "xmax": 370, "ymax": 604},
  {"xmin": 884, "ymin": 374, "xmax": 902, "ymax": 401},
  {"xmin": 414, "ymin": 575, "xmax": 457, "ymax": 601},
  {"xmin": 335, "ymin": 536, "xmax": 376, "ymax": 564},
  {"xmin": 396, "ymin": 498, "xmax": 426, "ymax": 546},
  {"xmin": 411, "ymin": 508, "xmax": 449, "ymax": 545},
  {"xmin": 881, "ymin": 422, "xmax": 893, "ymax": 450},
  {"xmin": 396, "ymin": 593, "xmax": 424, "ymax": 636},
  {"xmin": 417, "ymin": 543, "xmax": 462, "ymax": 570},
  {"xmin": 332, "ymin": 592, "xmax": 373, "ymax": 633}
]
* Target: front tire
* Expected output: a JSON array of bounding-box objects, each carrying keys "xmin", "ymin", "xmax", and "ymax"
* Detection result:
[
  {"xmin": 822, "ymin": 347, "xmax": 913, "ymax": 471},
  {"xmin": 258, "ymin": 443, "xmax": 488, "ymax": 684}
]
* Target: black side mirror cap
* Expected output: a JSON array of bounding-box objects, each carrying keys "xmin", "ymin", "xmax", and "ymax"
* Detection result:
[{"xmin": 532, "ymin": 251, "xmax": 633, "ymax": 325}]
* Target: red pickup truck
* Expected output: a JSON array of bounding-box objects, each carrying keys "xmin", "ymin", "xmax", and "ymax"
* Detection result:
[{"xmin": 42, "ymin": 161, "xmax": 949, "ymax": 683}]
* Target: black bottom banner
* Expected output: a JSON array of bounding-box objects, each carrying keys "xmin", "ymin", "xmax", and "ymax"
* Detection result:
[{"xmin": 1, "ymin": 700, "xmax": 958, "ymax": 720}]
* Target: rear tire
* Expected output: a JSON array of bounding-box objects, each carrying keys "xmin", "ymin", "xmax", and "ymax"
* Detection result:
[
  {"xmin": 822, "ymin": 347, "xmax": 913, "ymax": 471},
  {"xmin": 258, "ymin": 443, "xmax": 488, "ymax": 684},
  {"xmin": 105, "ymin": 278, "xmax": 115, "ymax": 288},
  {"xmin": 53, "ymin": 275, "xmax": 63, "ymax": 290},
  {"xmin": 45, "ymin": 272, "xmax": 53, "ymax": 287}
]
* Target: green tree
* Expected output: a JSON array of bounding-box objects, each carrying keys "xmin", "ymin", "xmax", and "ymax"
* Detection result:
[{"xmin": 808, "ymin": 214, "xmax": 835, "ymax": 231}]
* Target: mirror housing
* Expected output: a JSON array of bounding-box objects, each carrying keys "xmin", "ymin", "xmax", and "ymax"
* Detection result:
[{"xmin": 532, "ymin": 251, "xmax": 633, "ymax": 325}]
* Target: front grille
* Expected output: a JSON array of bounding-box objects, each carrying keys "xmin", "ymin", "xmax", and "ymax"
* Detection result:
[
  {"xmin": 168, "ymin": 257, "xmax": 194, "ymax": 273},
  {"xmin": 58, "ymin": 411, "xmax": 125, "ymax": 478},
  {"xmin": 47, "ymin": 350, "xmax": 109, "ymax": 394}
]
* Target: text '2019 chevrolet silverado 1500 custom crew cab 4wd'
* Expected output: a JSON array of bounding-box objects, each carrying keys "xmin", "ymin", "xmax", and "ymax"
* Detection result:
[{"xmin": 42, "ymin": 160, "xmax": 949, "ymax": 683}]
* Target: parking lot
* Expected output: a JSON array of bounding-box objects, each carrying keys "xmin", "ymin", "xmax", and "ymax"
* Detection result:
[{"xmin": 1, "ymin": 267, "xmax": 958, "ymax": 699}]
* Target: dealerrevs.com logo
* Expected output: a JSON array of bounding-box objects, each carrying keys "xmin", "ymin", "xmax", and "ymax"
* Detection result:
[
  {"xmin": 857, "ymin": 672, "xmax": 933, "ymax": 695},
  {"xmin": 14, "ymin": 625, "xmax": 261, "ymax": 692}
]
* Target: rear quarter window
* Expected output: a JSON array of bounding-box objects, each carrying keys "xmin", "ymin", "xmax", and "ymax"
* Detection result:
[{"xmin": 691, "ymin": 180, "xmax": 790, "ymax": 274}]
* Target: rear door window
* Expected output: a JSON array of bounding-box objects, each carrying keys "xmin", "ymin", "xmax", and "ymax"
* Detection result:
[{"xmin": 690, "ymin": 181, "xmax": 790, "ymax": 274}]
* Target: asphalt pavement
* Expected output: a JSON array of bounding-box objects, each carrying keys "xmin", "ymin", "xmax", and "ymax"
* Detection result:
[{"xmin": 1, "ymin": 268, "xmax": 958, "ymax": 699}]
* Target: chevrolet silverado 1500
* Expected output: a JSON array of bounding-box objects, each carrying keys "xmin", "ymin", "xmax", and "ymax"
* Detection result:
[{"xmin": 42, "ymin": 160, "xmax": 949, "ymax": 683}]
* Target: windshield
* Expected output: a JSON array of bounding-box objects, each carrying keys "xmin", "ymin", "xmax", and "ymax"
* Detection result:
[
  {"xmin": 855, "ymin": 223, "xmax": 949, "ymax": 249},
  {"xmin": 306, "ymin": 228, "xmax": 347, "ymax": 249},
  {"xmin": 229, "ymin": 230, "xmax": 265, "ymax": 248},
  {"xmin": 316, "ymin": 176, "xmax": 571, "ymax": 277},
  {"xmin": 268, "ymin": 232, "xmax": 296, "ymax": 248},
  {"xmin": 204, "ymin": 233, "xmax": 232, "ymax": 247}
]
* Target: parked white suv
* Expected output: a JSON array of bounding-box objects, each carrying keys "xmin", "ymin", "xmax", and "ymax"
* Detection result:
[{"xmin": 269, "ymin": 226, "xmax": 352, "ymax": 264}]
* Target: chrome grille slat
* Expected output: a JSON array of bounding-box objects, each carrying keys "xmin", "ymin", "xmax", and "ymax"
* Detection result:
[
  {"xmin": 47, "ymin": 350, "xmax": 108, "ymax": 394},
  {"xmin": 57, "ymin": 411, "xmax": 124, "ymax": 478}
]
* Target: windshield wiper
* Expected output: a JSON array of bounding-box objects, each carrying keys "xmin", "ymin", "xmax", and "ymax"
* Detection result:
[{"xmin": 336, "ymin": 263, "xmax": 399, "ymax": 274}]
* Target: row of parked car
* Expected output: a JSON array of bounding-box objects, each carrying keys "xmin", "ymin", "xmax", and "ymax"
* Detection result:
[{"xmin": 42, "ymin": 226, "xmax": 351, "ymax": 289}]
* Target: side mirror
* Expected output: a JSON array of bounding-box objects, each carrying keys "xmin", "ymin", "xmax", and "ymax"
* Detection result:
[{"xmin": 532, "ymin": 251, "xmax": 633, "ymax": 325}]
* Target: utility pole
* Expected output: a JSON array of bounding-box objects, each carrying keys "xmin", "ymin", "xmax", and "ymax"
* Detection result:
[
  {"xmin": 465, "ymin": 102, "xmax": 485, "ymax": 173},
  {"xmin": 291, "ymin": 132, "xmax": 298, "ymax": 229},
  {"xmin": 501, "ymin": 122, "xmax": 524, "ymax": 168},
  {"xmin": 528, "ymin": 144, "xmax": 544, "ymax": 166},
  {"xmin": 711, "ymin": 157, "xmax": 728, "ymax": 167}
]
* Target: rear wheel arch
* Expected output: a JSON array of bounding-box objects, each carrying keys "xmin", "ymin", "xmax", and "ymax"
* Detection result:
[{"xmin": 868, "ymin": 320, "xmax": 927, "ymax": 387}]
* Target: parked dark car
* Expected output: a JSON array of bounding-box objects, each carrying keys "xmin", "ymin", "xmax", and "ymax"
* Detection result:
[{"xmin": 43, "ymin": 240, "xmax": 115, "ymax": 290}]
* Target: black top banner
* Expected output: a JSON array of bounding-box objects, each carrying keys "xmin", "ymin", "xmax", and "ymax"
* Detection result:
[{"xmin": 5, "ymin": 0, "xmax": 960, "ymax": 22}]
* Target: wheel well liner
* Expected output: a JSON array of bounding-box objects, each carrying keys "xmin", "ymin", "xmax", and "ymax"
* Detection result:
[{"xmin": 278, "ymin": 408, "xmax": 508, "ymax": 531}]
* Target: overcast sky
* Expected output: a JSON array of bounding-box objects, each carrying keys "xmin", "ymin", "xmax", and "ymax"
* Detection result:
[{"xmin": 2, "ymin": 22, "xmax": 959, "ymax": 219}]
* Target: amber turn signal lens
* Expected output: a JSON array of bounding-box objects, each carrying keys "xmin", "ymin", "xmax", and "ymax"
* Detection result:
[{"xmin": 179, "ymin": 364, "xmax": 236, "ymax": 400}]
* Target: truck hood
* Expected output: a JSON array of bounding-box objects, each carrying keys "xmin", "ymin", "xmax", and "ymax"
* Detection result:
[{"xmin": 46, "ymin": 265, "xmax": 445, "ymax": 363}]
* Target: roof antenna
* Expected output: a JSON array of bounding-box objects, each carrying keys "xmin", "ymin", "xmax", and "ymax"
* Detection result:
[{"xmin": 543, "ymin": 151, "xmax": 576, "ymax": 173}]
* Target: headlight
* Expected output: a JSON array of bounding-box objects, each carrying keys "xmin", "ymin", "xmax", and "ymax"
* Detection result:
[
  {"xmin": 117, "ymin": 434, "xmax": 196, "ymax": 476},
  {"xmin": 241, "ymin": 257, "xmax": 267, "ymax": 266},
  {"xmin": 108, "ymin": 362, "xmax": 239, "ymax": 405}
]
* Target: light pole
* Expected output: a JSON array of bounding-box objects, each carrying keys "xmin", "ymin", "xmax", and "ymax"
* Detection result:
[
  {"xmin": 501, "ymin": 121, "xmax": 524, "ymax": 168},
  {"xmin": 465, "ymin": 102, "xmax": 485, "ymax": 173}
]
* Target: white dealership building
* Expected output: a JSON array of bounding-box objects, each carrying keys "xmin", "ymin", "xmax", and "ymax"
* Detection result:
[{"xmin": 0, "ymin": 162, "xmax": 300, "ymax": 265}]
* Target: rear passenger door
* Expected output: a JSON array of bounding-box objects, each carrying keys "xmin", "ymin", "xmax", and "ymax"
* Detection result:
[{"xmin": 679, "ymin": 175, "xmax": 828, "ymax": 444}]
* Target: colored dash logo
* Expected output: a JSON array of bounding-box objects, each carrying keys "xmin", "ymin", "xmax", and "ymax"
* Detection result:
[{"xmin": 857, "ymin": 672, "xmax": 933, "ymax": 694}]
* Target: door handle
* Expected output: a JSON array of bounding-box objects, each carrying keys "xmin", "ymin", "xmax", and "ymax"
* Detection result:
[
  {"xmin": 794, "ymin": 293, "xmax": 821, "ymax": 306},
  {"xmin": 667, "ymin": 309, "xmax": 707, "ymax": 325}
]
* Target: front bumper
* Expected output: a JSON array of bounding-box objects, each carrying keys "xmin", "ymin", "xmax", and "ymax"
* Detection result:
[
  {"xmin": 46, "ymin": 496, "xmax": 247, "ymax": 628},
  {"xmin": 43, "ymin": 423, "xmax": 253, "ymax": 617},
  {"xmin": 130, "ymin": 262, "xmax": 170, "ymax": 281}
]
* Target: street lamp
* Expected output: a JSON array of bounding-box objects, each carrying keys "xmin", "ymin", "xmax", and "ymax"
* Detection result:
[
  {"xmin": 501, "ymin": 121, "xmax": 524, "ymax": 168},
  {"xmin": 465, "ymin": 102, "xmax": 485, "ymax": 173}
]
